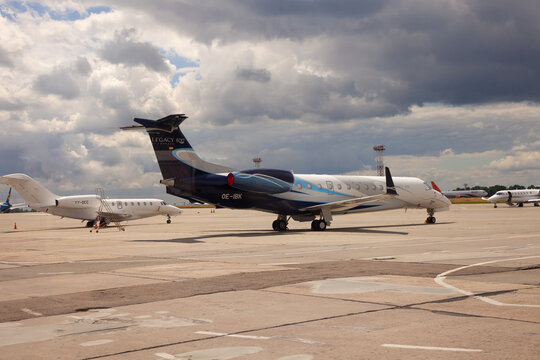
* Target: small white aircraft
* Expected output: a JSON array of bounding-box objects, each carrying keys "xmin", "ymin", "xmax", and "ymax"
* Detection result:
[
  {"xmin": 122, "ymin": 114, "xmax": 451, "ymax": 231},
  {"xmin": 483, "ymin": 189, "xmax": 540, "ymax": 208},
  {"xmin": 0, "ymin": 173, "xmax": 182, "ymax": 228}
]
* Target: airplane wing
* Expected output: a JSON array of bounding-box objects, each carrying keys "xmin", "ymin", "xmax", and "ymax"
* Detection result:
[
  {"xmin": 9, "ymin": 203, "xmax": 27, "ymax": 210},
  {"xmin": 526, "ymin": 198, "xmax": 540, "ymax": 203},
  {"xmin": 299, "ymin": 193, "xmax": 394, "ymax": 213},
  {"xmin": 98, "ymin": 212, "xmax": 131, "ymax": 221},
  {"xmin": 299, "ymin": 167, "xmax": 398, "ymax": 213}
]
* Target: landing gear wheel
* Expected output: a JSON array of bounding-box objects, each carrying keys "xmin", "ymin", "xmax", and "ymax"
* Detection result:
[
  {"xmin": 518, "ymin": 203, "xmax": 524, "ymax": 207},
  {"xmin": 272, "ymin": 219, "xmax": 288, "ymax": 231},
  {"xmin": 166, "ymin": 215, "xmax": 172, "ymax": 224},
  {"xmin": 311, "ymin": 219, "xmax": 327, "ymax": 231},
  {"xmin": 425, "ymin": 216, "xmax": 436, "ymax": 224}
]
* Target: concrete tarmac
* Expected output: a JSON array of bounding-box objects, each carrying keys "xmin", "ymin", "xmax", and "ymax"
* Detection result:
[{"xmin": 0, "ymin": 204, "xmax": 538, "ymax": 359}]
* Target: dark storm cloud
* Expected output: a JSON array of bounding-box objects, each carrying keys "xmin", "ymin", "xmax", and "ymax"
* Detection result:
[
  {"xmin": 114, "ymin": 0, "xmax": 540, "ymax": 120},
  {"xmin": 100, "ymin": 28, "xmax": 169, "ymax": 73}
]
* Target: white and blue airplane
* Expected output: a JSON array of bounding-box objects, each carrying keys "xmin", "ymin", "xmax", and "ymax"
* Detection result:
[
  {"xmin": 483, "ymin": 189, "xmax": 540, "ymax": 208},
  {"xmin": 122, "ymin": 114, "xmax": 450, "ymax": 231},
  {"xmin": 0, "ymin": 174, "xmax": 182, "ymax": 228},
  {"xmin": 0, "ymin": 187, "xmax": 26, "ymax": 213}
]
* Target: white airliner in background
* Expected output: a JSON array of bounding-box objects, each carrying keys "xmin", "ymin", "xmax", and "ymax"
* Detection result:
[
  {"xmin": 483, "ymin": 189, "xmax": 540, "ymax": 208},
  {"xmin": 0, "ymin": 173, "xmax": 182, "ymax": 228},
  {"xmin": 122, "ymin": 114, "xmax": 451, "ymax": 231}
]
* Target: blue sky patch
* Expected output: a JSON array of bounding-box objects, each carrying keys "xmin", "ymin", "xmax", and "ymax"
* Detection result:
[{"xmin": 2, "ymin": 2, "xmax": 112, "ymax": 22}]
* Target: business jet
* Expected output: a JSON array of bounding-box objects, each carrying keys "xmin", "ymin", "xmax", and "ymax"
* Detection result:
[
  {"xmin": 0, "ymin": 187, "xmax": 26, "ymax": 213},
  {"xmin": 430, "ymin": 182, "xmax": 487, "ymax": 198},
  {"xmin": 0, "ymin": 174, "xmax": 182, "ymax": 227},
  {"xmin": 483, "ymin": 189, "xmax": 540, "ymax": 208},
  {"xmin": 121, "ymin": 114, "xmax": 450, "ymax": 231}
]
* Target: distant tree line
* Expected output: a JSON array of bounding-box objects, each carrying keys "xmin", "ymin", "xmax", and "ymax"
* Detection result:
[{"xmin": 453, "ymin": 185, "xmax": 538, "ymax": 196}]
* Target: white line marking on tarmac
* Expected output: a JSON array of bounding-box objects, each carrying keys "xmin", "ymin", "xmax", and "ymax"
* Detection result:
[
  {"xmin": 21, "ymin": 308, "xmax": 42, "ymax": 316},
  {"xmin": 196, "ymin": 331, "xmax": 271, "ymax": 340},
  {"xmin": 382, "ymin": 344, "xmax": 483, "ymax": 352},
  {"xmin": 80, "ymin": 339, "xmax": 114, "ymax": 347},
  {"xmin": 435, "ymin": 255, "xmax": 540, "ymax": 307},
  {"xmin": 155, "ymin": 353, "xmax": 178, "ymax": 360},
  {"xmin": 38, "ymin": 272, "xmax": 74, "ymax": 275}
]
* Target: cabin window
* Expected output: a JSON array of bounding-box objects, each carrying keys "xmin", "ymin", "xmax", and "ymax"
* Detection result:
[
  {"xmin": 124, "ymin": 202, "xmax": 128, "ymax": 206},
  {"xmin": 150, "ymin": 202, "xmax": 153, "ymax": 205},
  {"xmin": 364, "ymin": 184, "xmax": 369, "ymax": 190},
  {"xmin": 131, "ymin": 202, "xmax": 134, "ymax": 206},
  {"xmin": 337, "ymin": 184, "xmax": 342, "ymax": 190},
  {"xmin": 356, "ymin": 184, "xmax": 361, "ymax": 191},
  {"xmin": 137, "ymin": 202, "xmax": 140, "ymax": 206},
  {"xmin": 297, "ymin": 183, "xmax": 302, "ymax": 189},
  {"xmin": 347, "ymin": 184, "xmax": 351, "ymax": 190},
  {"xmin": 307, "ymin": 184, "xmax": 312, "ymax": 189},
  {"xmin": 318, "ymin": 184, "xmax": 322, "ymax": 189},
  {"xmin": 144, "ymin": 202, "xmax": 147, "ymax": 206},
  {"xmin": 372, "ymin": 184, "xmax": 377, "ymax": 190}
]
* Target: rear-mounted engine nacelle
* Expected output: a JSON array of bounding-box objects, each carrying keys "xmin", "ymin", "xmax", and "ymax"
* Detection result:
[
  {"xmin": 55, "ymin": 195, "xmax": 101, "ymax": 208},
  {"xmin": 227, "ymin": 169, "xmax": 294, "ymax": 194}
]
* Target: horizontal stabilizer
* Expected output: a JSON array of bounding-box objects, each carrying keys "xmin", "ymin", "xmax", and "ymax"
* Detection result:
[{"xmin": 133, "ymin": 114, "xmax": 188, "ymax": 133}]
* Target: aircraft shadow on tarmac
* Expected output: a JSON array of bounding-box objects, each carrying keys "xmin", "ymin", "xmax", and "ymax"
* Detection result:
[{"xmin": 131, "ymin": 222, "xmax": 456, "ymax": 243}]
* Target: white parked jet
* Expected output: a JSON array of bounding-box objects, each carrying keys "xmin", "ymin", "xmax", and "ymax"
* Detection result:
[
  {"xmin": 483, "ymin": 189, "xmax": 540, "ymax": 208},
  {"xmin": 122, "ymin": 114, "xmax": 451, "ymax": 231},
  {"xmin": 0, "ymin": 173, "xmax": 182, "ymax": 228}
]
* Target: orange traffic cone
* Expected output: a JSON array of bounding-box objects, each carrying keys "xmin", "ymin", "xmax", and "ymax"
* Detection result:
[{"xmin": 13, "ymin": 222, "xmax": 17, "ymax": 230}]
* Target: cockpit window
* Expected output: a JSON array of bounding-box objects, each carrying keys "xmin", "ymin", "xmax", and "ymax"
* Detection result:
[{"xmin": 423, "ymin": 182, "xmax": 432, "ymax": 190}]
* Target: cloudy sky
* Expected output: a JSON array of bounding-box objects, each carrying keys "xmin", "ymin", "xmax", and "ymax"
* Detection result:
[{"xmin": 1, "ymin": 0, "xmax": 539, "ymax": 203}]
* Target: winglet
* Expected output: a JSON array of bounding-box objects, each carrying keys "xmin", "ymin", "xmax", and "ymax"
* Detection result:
[
  {"xmin": 385, "ymin": 167, "xmax": 397, "ymax": 195},
  {"xmin": 431, "ymin": 181, "xmax": 442, "ymax": 193}
]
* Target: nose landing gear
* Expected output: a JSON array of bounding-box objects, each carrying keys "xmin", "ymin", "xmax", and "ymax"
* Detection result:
[
  {"xmin": 425, "ymin": 208, "xmax": 436, "ymax": 224},
  {"xmin": 166, "ymin": 214, "xmax": 171, "ymax": 224}
]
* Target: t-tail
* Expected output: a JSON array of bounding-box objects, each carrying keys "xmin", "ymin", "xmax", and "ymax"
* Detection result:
[{"xmin": 122, "ymin": 114, "xmax": 235, "ymax": 202}]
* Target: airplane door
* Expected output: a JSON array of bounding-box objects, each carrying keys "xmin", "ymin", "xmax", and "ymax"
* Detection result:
[{"xmin": 326, "ymin": 181, "xmax": 334, "ymax": 195}]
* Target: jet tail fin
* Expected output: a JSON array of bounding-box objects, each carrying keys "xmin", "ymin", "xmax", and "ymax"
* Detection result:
[
  {"xmin": 385, "ymin": 167, "xmax": 397, "ymax": 195},
  {"xmin": 0, "ymin": 174, "xmax": 57, "ymax": 206},
  {"xmin": 431, "ymin": 181, "xmax": 442, "ymax": 193}
]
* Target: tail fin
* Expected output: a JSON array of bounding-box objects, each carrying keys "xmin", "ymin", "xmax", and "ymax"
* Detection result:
[
  {"xmin": 126, "ymin": 114, "xmax": 235, "ymax": 183},
  {"xmin": 431, "ymin": 181, "xmax": 442, "ymax": 193},
  {"xmin": 0, "ymin": 174, "xmax": 57, "ymax": 206},
  {"xmin": 6, "ymin": 187, "xmax": 11, "ymax": 204},
  {"xmin": 385, "ymin": 167, "xmax": 397, "ymax": 195}
]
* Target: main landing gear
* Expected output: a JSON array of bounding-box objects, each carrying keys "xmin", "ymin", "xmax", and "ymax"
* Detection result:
[
  {"xmin": 272, "ymin": 214, "xmax": 330, "ymax": 231},
  {"xmin": 272, "ymin": 214, "xmax": 288, "ymax": 231},
  {"xmin": 311, "ymin": 219, "xmax": 327, "ymax": 231},
  {"xmin": 425, "ymin": 208, "xmax": 436, "ymax": 224}
]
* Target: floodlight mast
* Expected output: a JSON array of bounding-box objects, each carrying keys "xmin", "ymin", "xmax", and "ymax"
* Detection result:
[{"xmin": 373, "ymin": 145, "xmax": 386, "ymax": 176}]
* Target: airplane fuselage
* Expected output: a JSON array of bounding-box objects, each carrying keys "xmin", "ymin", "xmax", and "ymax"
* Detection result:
[
  {"xmin": 486, "ymin": 189, "xmax": 540, "ymax": 207},
  {"xmin": 33, "ymin": 196, "xmax": 181, "ymax": 221}
]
